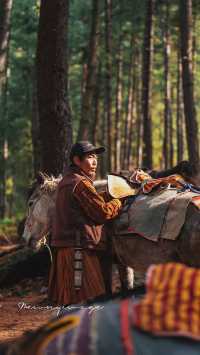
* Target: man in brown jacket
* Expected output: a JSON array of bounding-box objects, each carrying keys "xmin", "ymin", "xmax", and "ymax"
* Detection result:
[{"xmin": 48, "ymin": 141, "xmax": 122, "ymax": 305}]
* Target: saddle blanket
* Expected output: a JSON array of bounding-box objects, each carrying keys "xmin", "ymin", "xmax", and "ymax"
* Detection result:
[{"xmin": 113, "ymin": 189, "xmax": 200, "ymax": 241}]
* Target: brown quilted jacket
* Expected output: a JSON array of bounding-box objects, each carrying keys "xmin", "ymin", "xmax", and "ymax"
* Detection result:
[{"xmin": 51, "ymin": 166, "xmax": 121, "ymax": 250}]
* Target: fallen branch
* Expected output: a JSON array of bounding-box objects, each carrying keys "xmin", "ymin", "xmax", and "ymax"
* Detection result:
[
  {"xmin": 0, "ymin": 244, "xmax": 23, "ymax": 257},
  {"xmin": 0, "ymin": 246, "xmax": 50, "ymax": 287}
]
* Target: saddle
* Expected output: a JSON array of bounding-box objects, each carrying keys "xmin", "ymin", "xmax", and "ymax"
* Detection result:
[
  {"xmin": 107, "ymin": 174, "xmax": 139, "ymax": 199},
  {"xmin": 108, "ymin": 171, "xmax": 200, "ymax": 242},
  {"xmin": 107, "ymin": 170, "xmax": 190, "ymax": 199}
]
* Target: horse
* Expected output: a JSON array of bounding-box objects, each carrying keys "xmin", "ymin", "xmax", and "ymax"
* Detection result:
[{"xmin": 22, "ymin": 161, "xmax": 200, "ymax": 283}]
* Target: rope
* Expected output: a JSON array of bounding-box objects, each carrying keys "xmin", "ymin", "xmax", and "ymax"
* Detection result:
[
  {"xmin": 178, "ymin": 182, "xmax": 200, "ymax": 194},
  {"xmin": 39, "ymin": 234, "xmax": 53, "ymax": 264},
  {"xmin": 45, "ymin": 242, "xmax": 53, "ymax": 264}
]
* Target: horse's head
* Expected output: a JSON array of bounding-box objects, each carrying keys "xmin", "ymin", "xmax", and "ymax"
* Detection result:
[
  {"xmin": 149, "ymin": 161, "xmax": 200, "ymax": 187},
  {"xmin": 179, "ymin": 161, "xmax": 200, "ymax": 187},
  {"xmin": 22, "ymin": 173, "xmax": 61, "ymax": 249}
]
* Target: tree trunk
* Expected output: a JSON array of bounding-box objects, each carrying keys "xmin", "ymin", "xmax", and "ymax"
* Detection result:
[
  {"xmin": 176, "ymin": 50, "xmax": 184, "ymax": 162},
  {"xmin": 141, "ymin": 0, "xmax": 154, "ymax": 169},
  {"xmin": 192, "ymin": 1, "xmax": 197, "ymax": 78},
  {"xmin": 77, "ymin": 0, "xmax": 101, "ymax": 141},
  {"xmin": 0, "ymin": 0, "xmax": 12, "ymax": 90},
  {"xmin": 169, "ymin": 86, "xmax": 174, "ymax": 167},
  {"xmin": 36, "ymin": 0, "xmax": 72, "ymax": 176},
  {"xmin": 114, "ymin": 36, "xmax": 123, "ymax": 172},
  {"xmin": 92, "ymin": 61, "xmax": 102, "ymax": 146},
  {"xmin": 80, "ymin": 48, "xmax": 88, "ymax": 99},
  {"xmin": 31, "ymin": 67, "xmax": 41, "ymax": 176},
  {"xmin": 180, "ymin": 0, "xmax": 199, "ymax": 164},
  {"xmin": 136, "ymin": 46, "xmax": 143, "ymax": 168},
  {"xmin": 126, "ymin": 41, "xmax": 141, "ymax": 170},
  {"xmin": 126, "ymin": 72, "xmax": 139, "ymax": 170},
  {"xmin": 163, "ymin": 0, "xmax": 172, "ymax": 169},
  {"xmin": 123, "ymin": 36, "xmax": 135, "ymax": 170},
  {"xmin": 100, "ymin": 100, "xmax": 108, "ymax": 177},
  {"xmin": 104, "ymin": 0, "xmax": 113, "ymax": 172},
  {"xmin": 0, "ymin": 0, "xmax": 13, "ymax": 219}
]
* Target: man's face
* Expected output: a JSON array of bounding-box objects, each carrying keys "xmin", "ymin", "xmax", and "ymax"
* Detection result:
[{"xmin": 74, "ymin": 153, "xmax": 98, "ymax": 179}]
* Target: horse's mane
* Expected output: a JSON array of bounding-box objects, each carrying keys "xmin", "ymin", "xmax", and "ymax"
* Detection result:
[
  {"xmin": 27, "ymin": 173, "xmax": 62, "ymax": 200},
  {"xmin": 40, "ymin": 176, "xmax": 62, "ymax": 193}
]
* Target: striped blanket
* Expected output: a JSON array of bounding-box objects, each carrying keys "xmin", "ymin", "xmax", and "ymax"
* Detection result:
[{"xmin": 133, "ymin": 263, "xmax": 200, "ymax": 340}]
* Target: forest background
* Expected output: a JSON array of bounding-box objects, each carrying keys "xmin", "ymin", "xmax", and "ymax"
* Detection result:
[{"xmin": 0, "ymin": 0, "xmax": 199, "ymax": 225}]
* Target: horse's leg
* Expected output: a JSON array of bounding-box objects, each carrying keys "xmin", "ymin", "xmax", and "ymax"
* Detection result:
[
  {"xmin": 97, "ymin": 250, "xmax": 113, "ymax": 296},
  {"xmin": 111, "ymin": 236, "xmax": 134, "ymax": 291},
  {"xmin": 118, "ymin": 262, "xmax": 134, "ymax": 291},
  {"xmin": 177, "ymin": 204, "xmax": 200, "ymax": 268}
]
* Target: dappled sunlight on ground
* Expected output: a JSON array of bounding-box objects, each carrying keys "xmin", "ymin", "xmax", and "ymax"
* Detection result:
[{"xmin": 0, "ymin": 277, "xmax": 53, "ymax": 343}]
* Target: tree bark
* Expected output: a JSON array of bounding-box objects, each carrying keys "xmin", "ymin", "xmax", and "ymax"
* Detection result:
[
  {"xmin": 80, "ymin": 48, "xmax": 88, "ymax": 99},
  {"xmin": 0, "ymin": 0, "xmax": 12, "ymax": 91},
  {"xmin": 141, "ymin": 0, "xmax": 154, "ymax": 169},
  {"xmin": 176, "ymin": 50, "xmax": 184, "ymax": 162},
  {"xmin": 0, "ymin": 0, "xmax": 13, "ymax": 218},
  {"xmin": 31, "ymin": 67, "xmax": 41, "ymax": 176},
  {"xmin": 192, "ymin": 1, "xmax": 197, "ymax": 78},
  {"xmin": 77, "ymin": 0, "xmax": 101, "ymax": 141},
  {"xmin": 123, "ymin": 36, "xmax": 135, "ymax": 170},
  {"xmin": 169, "ymin": 86, "xmax": 174, "ymax": 167},
  {"xmin": 36, "ymin": 0, "xmax": 72, "ymax": 176},
  {"xmin": 136, "ymin": 46, "xmax": 143, "ymax": 168},
  {"xmin": 163, "ymin": 0, "xmax": 172, "ymax": 169},
  {"xmin": 114, "ymin": 36, "xmax": 123, "ymax": 172},
  {"xmin": 104, "ymin": 0, "xmax": 113, "ymax": 172},
  {"xmin": 126, "ymin": 39, "xmax": 141, "ymax": 170},
  {"xmin": 92, "ymin": 61, "xmax": 102, "ymax": 146},
  {"xmin": 180, "ymin": 0, "xmax": 199, "ymax": 164},
  {"xmin": 128, "ymin": 68, "xmax": 138, "ymax": 170},
  {"xmin": 100, "ymin": 101, "xmax": 107, "ymax": 177}
]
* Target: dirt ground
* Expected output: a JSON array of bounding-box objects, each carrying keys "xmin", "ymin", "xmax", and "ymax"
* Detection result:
[{"xmin": 0, "ymin": 277, "xmax": 55, "ymax": 344}]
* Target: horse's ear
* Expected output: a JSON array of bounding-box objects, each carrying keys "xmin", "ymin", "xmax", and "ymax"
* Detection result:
[{"xmin": 36, "ymin": 172, "xmax": 46, "ymax": 185}]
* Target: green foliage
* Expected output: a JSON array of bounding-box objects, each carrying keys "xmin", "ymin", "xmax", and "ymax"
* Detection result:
[
  {"xmin": 2, "ymin": 0, "xmax": 200, "ymax": 218},
  {"xmin": 0, "ymin": 218, "xmax": 18, "ymax": 240},
  {"xmin": 5, "ymin": 0, "xmax": 39, "ymax": 216},
  {"xmin": 69, "ymin": 0, "xmax": 92, "ymax": 137}
]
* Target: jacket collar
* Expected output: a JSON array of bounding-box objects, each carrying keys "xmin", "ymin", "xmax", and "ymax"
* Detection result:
[{"xmin": 67, "ymin": 165, "xmax": 94, "ymax": 184}]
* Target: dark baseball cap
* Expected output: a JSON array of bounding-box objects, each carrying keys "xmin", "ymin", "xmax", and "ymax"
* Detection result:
[{"xmin": 70, "ymin": 141, "xmax": 105, "ymax": 161}]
